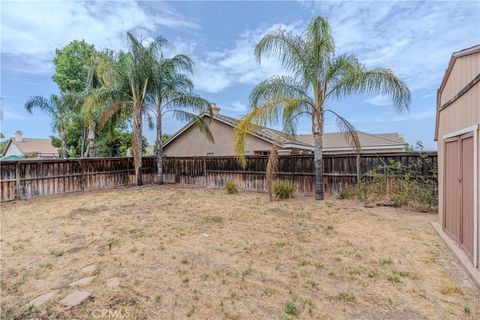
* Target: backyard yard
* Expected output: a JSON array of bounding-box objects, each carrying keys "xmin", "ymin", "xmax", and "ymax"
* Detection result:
[{"xmin": 1, "ymin": 185, "xmax": 479, "ymax": 319}]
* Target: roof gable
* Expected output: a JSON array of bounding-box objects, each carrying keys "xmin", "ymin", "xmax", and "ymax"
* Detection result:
[
  {"xmin": 2, "ymin": 137, "xmax": 58, "ymax": 156},
  {"xmin": 163, "ymin": 113, "xmax": 312, "ymax": 150}
]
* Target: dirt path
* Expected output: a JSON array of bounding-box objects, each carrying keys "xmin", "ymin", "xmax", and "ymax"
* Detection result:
[{"xmin": 1, "ymin": 185, "xmax": 478, "ymax": 319}]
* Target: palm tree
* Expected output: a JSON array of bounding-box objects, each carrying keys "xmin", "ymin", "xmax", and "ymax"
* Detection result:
[
  {"xmin": 25, "ymin": 94, "xmax": 71, "ymax": 158},
  {"xmin": 99, "ymin": 33, "xmax": 165, "ymax": 186},
  {"xmin": 234, "ymin": 16, "xmax": 411, "ymax": 200},
  {"xmin": 148, "ymin": 54, "xmax": 213, "ymax": 184},
  {"xmin": 78, "ymin": 52, "xmax": 115, "ymax": 158}
]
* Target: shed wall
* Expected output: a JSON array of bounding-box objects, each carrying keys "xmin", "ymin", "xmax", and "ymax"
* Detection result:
[{"xmin": 437, "ymin": 52, "xmax": 480, "ymax": 269}]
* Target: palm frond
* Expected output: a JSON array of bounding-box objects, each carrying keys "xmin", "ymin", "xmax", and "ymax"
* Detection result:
[
  {"xmin": 266, "ymin": 143, "xmax": 279, "ymax": 201},
  {"xmin": 250, "ymin": 76, "xmax": 313, "ymax": 108},
  {"xmin": 326, "ymin": 109, "xmax": 361, "ymax": 151},
  {"xmin": 254, "ymin": 28, "xmax": 307, "ymax": 79},
  {"xmin": 25, "ymin": 96, "xmax": 55, "ymax": 116},
  {"xmin": 172, "ymin": 110, "xmax": 214, "ymax": 143},
  {"xmin": 327, "ymin": 61, "xmax": 411, "ymax": 113},
  {"xmin": 99, "ymin": 102, "xmax": 129, "ymax": 129}
]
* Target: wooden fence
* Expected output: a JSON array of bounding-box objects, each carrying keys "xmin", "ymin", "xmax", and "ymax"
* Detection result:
[{"xmin": 0, "ymin": 152, "xmax": 437, "ymax": 202}]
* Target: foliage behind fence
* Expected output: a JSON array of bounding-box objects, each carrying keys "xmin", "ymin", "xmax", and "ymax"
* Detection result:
[{"xmin": 0, "ymin": 152, "xmax": 437, "ymax": 202}]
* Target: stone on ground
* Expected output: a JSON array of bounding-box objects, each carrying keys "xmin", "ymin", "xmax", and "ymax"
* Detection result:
[
  {"xmin": 80, "ymin": 264, "xmax": 97, "ymax": 274},
  {"xmin": 69, "ymin": 276, "xmax": 95, "ymax": 287},
  {"xmin": 60, "ymin": 290, "xmax": 91, "ymax": 307},
  {"xmin": 106, "ymin": 277, "xmax": 120, "ymax": 289},
  {"xmin": 27, "ymin": 290, "xmax": 57, "ymax": 308}
]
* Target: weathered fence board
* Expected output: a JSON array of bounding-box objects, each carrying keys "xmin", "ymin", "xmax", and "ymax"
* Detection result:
[{"xmin": 0, "ymin": 152, "xmax": 436, "ymax": 202}]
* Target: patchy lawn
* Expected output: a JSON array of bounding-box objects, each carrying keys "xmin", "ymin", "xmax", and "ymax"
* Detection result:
[{"xmin": 1, "ymin": 185, "xmax": 478, "ymax": 319}]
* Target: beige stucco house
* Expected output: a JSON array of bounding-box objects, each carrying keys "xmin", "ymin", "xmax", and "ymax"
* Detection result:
[{"xmin": 163, "ymin": 107, "xmax": 407, "ymax": 156}]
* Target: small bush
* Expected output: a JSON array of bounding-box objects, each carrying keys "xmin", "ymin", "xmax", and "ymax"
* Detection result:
[
  {"xmin": 337, "ymin": 189, "xmax": 349, "ymax": 200},
  {"xmin": 379, "ymin": 257, "xmax": 394, "ymax": 266},
  {"xmin": 283, "ymin": 301, "xmax": 299, "ymax": 316},
  {"xmin": 336, "ymin": 291, "xmax": 355, "ymax": 302},
  {"xmin": 225, "ymin": 181, "xmax": 238, "ymax": 194},
  {"xmin": 273, "ymin": 181, "xmax": 295, "ymax": 200},
  {"xmin": 391, "ymin": 193, "xmax": 408, "ymax": 207}
]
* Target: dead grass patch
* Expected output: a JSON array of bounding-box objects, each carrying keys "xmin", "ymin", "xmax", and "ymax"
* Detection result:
[{"xmin": 1, "ymin": 185, "xmax": 479, "ymax": 319}]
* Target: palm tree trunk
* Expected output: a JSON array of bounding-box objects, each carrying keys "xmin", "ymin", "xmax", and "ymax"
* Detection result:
[
  {"xmin": 133, "ymin": 103, "xmax": 143, "ymax": 186},
  {"xmin": 60, "ymin": 126, "xmax": 68, "ymax": 159},
  {"xmin": 156, "ymin": 104, "xmax": 164, "ymax": 185},
  {"xmin": 313, "ymin": 110, "xmax": 324, "ymax": 200},
  {"xmin": 84, "ymin": 122, "xmax": 96, "ymax": 158}
]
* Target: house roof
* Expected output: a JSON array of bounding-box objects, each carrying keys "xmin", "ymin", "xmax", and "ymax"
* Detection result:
[
  {"xmin": 164, "ymin": 111, "xmax": 406, "ymax": 152},
  {"xmin": 163, "ymin": 112, "xmax": 313, "ymax": 150},
  {"xmin": 2, "ymin": 137, "xmax": 59, "ymax": 156},
  {"xmin": 297, "ymin": 132, "xmax": 406, "ymax": 150},
  {"xmin": 435, "ymin": 44, "xmax": 480, "ymax": 140}
]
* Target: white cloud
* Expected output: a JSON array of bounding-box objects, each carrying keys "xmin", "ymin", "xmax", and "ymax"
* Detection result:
[
  {"xmin": 192, "ymin": 23, "xmax": 301, "ymax": 93},
  {"xmin": 1, "ymin": 1, "xmax": 198, "ymax": 74},
  {"xmin": 363, "ymin": 94, "xmax": 391, "ymax": 106},
  {"xmin": 222, "ymin": 100, "xmax": 247, "ymax": 112},
  {"xmin": 303, "ymin": 1, "xmax": 480, "ymax": 90}
]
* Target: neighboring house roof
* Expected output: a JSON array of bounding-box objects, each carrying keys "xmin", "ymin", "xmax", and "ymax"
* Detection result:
[
  {"xmin": 1, "ymin": 137, "xmax": 59, "ymax": 157},
  {"xmin": 297, "ymin": 132, "xmax": 406, "ymax": 151},
  {"xmin": 435, "ymin": 44, "xmax": 480, "ymax": 140},
  {"xmin": 163, "ymin": 112, "xmax": 313, "ymax": 150},
  {"xmin": 164, "ymin": 110, "xmax": 406, "ymax": 152}
]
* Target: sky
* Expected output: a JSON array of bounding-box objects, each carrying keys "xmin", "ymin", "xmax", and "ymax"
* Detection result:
[{"xmin": 1, "ymin": 0, "xmax": 479, "ymax": 151}]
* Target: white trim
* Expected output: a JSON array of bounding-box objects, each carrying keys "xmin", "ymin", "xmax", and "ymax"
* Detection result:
[
  {"xmin": 442, "ymin": 124, "xmax": 479, "ymax": 140},
  {"xmin": 475, "ymin": 126, "xmax": 478, "ymax": 268},
  {"xmin": 322, "ymin": 145, "xmax": 405, "ymax": 151},
  {"xmin": 442, "ymin": 124, "xmax": 479, "ymax": 268}
]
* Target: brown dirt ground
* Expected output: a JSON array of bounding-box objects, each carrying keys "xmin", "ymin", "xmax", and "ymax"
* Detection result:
[{"xmin": 1, "ymin": 185, "xmax": 479, "ymax": 319}]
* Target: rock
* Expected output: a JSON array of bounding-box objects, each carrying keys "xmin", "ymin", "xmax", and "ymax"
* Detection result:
[
  {"xmin": 81, "ymin": 264, "xmax": 97, "ymax": 274},
  {"xmin": 27, "ymin": 291, "xmax": 57, "ymax": 308},
  {"xmin": 69, "ymin": 276, "xmax": 95, "ymax": 287},
  {"xmin": 60, "ymin": 290, "xmax": 91, "ymax": 307},
  {"xmin": 106, "ymin": 277, "xmax": 120, "ymax": 289}
]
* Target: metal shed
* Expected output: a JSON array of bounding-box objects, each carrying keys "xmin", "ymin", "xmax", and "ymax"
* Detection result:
[{"xmin": 434, "ymin": 44, "xmax": 480, "ymax": 286}]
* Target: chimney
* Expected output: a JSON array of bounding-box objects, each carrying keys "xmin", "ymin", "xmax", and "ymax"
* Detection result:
[
  {"xmin": 211, "ymin": 104, "xmax": 220, "ymax": 115},
  {"xmin": 14, "ymin": 130, "xmax": 23, "ymax": 142}
]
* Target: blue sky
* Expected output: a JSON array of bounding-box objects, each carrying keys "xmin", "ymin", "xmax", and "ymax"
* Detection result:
[{"xmin": 1, "ymin": 1, "xmax": 479, "ymax": 150}]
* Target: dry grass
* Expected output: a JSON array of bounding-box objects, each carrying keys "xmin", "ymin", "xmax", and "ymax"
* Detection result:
[{"xmin": 1, "ymin": 185, "xmax": 479, "ymax": 319}]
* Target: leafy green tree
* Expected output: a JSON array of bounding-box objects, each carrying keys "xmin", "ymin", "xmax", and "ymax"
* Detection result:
[
  {"xmin": 49, "ymin": 135, "xmax": 62, "ymax": 148},
  {"xmin": 234, "ymin": 16, "xmax": 411, "ymax": 200},
  {"xmin": 148, "ymin": 51, "xmax": 212, "ymax": 184},
  {"xmin": 52, "ymin": 40, "xmax": 96, "ymax": 92},
  {"xmin": 25, "ymin": 94, "xmax": 73, "ymax": 158}
]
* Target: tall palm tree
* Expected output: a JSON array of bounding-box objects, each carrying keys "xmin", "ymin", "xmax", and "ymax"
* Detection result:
[
  {"xmin": 99, "ymin": 33, "xmax": 165, "ymax": 186},
  {"xmin": 25, "ymin": 94, "xmax": 71, "ymax": 158},
  {"xmin": 234, "ymin": 16, "xmax": 411, "ymax": 200},
  {"xmin": 78, "ymin": 52, "xmax": 115, "ymax": 158},
  {"xmin": 148, "ymin": 54, "xmax": 213, "ymax": 184}
]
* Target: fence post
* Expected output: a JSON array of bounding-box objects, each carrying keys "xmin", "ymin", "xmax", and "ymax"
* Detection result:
[
  {"xmin": 356, "ymin": 153, "xmax": 361, "ymax": 184},
  {"xmin": 203, "ymin": 157, "xmax": 207, "ymax": 186},
  {"xmin": 15, "ymin": 161, "xmax": 21, "ymax": 200},
  {"xmin": 80, "ymin": 160, "xmax": 85, "ymax": 191}
]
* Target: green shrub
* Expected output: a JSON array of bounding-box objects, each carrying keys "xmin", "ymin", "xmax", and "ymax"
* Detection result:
[
  {"xmin": 283, "ymin": 301, "xmax": 299, "ymax": 316},
  {"xmin": 225, "ymin": 181, "xmax": 238, "ymax": 194},
  {"xmin": 391, "ymin": 193, "xmax": 409, "ymax": 207},
  {"xmin": 273, "ymin": 181, "xmax": 296, "ymax": 200},
  {"xmin": 338, "ymin": 189, "xmax": 349, "ymax": 200}
]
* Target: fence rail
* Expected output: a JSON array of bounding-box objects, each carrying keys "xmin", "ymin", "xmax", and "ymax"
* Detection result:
[{"xmin": 0, "ymin": 152, "xmax": 437, "ymax": 202}]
